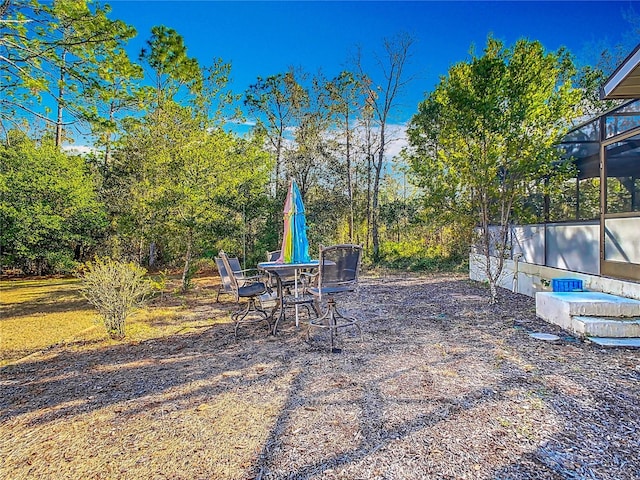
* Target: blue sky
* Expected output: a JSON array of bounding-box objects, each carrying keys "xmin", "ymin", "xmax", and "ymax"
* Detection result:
[{"xmin": 105, "ymin": 0, "xmax": 638, "ymax": 127}]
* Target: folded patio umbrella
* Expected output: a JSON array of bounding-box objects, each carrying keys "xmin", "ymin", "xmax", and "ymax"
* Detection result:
[{"xmin": 278, "ymin": 178, "xmax": 311, "ymax": 264}]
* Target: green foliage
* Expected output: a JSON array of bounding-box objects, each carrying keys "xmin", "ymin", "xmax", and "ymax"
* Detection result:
[
  {"xmin": 44, "ymin": 251, "xmax": 79, "ymax": 275},
  {"xmin": 80, "ymin": 257, "xmax": 151, "ymax": 339},
  {"xmin": 408, "ymin": 38, "xmax": 581, "ymax": 217},
  {"xmin": 5, "ymin": 4, "xmax": 621, "ymax": 280},
  {"xmin": 177, "ymin": 257, "xmax": 216, "ymax": 292},
  {"xmin": 181, "ymin": 263, "xmax": 197, "ymax": 292},
  {"xmin": 85, "ymin": 26, "xmax": 272, "ymax": 281},
  {"xmin": 1, "ymin": 0, "xmax": 138, "ymax": 144},
  {"xmin": 379, "ymin": 241, "xmax": 468, "ymax": 272},
  {"xmin": 405, "ymin": 37, "xmax": 582, "ymax": 301},
  {"xmin": 116, "ymin": 101, "xmax": 271, "ymax": 268},
  {"xmin": 139, "ymin": 25, "xmax": 201, "ymax": 107},
  {"xmin": 0, "ymin": 132, "xmax": 107, "ymax": 274},
  {"xmin": 149, "ymin": 269, "xmax": 168, "ymax": 301},
  {"xmin": 245, "ymin": 69, "xmax": 310, "ymax": 199}
]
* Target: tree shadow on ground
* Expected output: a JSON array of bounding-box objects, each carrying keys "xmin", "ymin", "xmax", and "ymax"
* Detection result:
[
  {"xmin": 2, "ymin": 274, "xmax": 638, "ymax": 479},
  {"xmin": 0, "ymin": 287, "xmax": 91, "ymax": 320},
  {"xmin": 0, "ymin": 320, "xmax": 276, "ymax": 423},
  {"xmin": 490, "ymin": 338, "xmax": 640, "ymax": 479}
]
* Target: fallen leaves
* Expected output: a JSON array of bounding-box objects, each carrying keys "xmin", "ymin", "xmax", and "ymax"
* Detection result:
[{"xmin": 1, "ymin": 273, "xmax": 639, "ymax": 479}]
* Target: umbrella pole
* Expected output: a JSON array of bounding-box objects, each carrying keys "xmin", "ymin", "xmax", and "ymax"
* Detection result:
[
  {"xmin": 295, "ymin": 269, "xmax": 300, "ymax": 327},
  {"xmin": 242, "ymin": 203, "xmax": 247, "ymax": 270}
]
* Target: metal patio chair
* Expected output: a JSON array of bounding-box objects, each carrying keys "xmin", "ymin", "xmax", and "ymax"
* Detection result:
[
  {"xmin": 306, "ymin": 244, "xmax": 363, "ymax": 352},
  {"xmin": 215, "ymin": 255, "xmax": 246, "ymax": 302},
  {"xmin": 218, "ymin": 250, "xmax": 271, "ymax": 338}
]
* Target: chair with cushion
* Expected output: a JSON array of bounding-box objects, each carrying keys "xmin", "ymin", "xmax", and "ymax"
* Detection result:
[
  {"xmin": 266, "ymin": 250, "xmax": 280, "ymax": 262},
  {"xmin": 215, "ymin": 255, "xmax": 245, "ymax": 302},
  {"xmin": 218, "ymin": 250, "xmax": 271, "ymax": 338},
  {"xmin": 306, "ymin": 244, "xmax": 363, "ymax": 351}
]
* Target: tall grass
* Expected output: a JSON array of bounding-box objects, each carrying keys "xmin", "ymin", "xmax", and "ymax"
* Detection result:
[{"xmin": 378, "ymin": 241, "xmax": 468, "ymax": 272}]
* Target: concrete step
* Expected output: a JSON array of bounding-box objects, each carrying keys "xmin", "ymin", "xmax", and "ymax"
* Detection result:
[
  {"xmin": 588, "ymin": 337, "xmax": 640, "ymax": 348},
  {"xmin": 537, "ymin": 292, "xmax": 640, "ymax": 318},
  {"xmin": 572, "ymin": 316, "xmax": 640, "ymax": 338},
  {"xmin": 536, "ymin": 292, "xmax": 640, "ymax": 338}
]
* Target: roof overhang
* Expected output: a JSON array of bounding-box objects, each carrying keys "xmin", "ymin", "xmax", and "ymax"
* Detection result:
[{"xmin": 601, "ymin": 44, "xmax": 640, "ymax": 100}]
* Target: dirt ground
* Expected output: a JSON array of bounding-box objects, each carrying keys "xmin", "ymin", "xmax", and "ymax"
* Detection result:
[{"xmin": 1, "ymin": 273, "xmax": 639, "ymax": 479}]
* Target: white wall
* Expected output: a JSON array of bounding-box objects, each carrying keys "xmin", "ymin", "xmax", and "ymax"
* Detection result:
[
  {"xmin": 470, "ymin": 253, "xmax": 640, "ymax": 301},
  {"xmin": 546, "ymin": 222, "xmax": 600, "ymax": 274},
  {"xmin": 605, "ymin": 217, "xmax": 640, "ymax": 264},
  {"xmin": 509, "ymin": 222, "xmax": 600, "ymax": 275}
]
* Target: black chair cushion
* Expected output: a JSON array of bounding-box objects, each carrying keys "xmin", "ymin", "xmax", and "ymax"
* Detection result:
[
  {"xmin": 308, "ymin": 285, "xmax": 354, "ymax": 297},
  {"xmin": 238, "ymin": 282, "xmax": 266, "ymax": 298}
]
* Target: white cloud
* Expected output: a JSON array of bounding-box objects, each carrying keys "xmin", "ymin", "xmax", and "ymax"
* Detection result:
[
  {"xmin": 383, "ymin": 123, "xmax": 409, "ymax": 161},
  {"xmin": 350, "ymin": 122, "xmax": 409, "ymax": 162},
  {"xmin": 61, "ymin": 145, "xmax": 97, "ymax": 156},
  {"xmin": 225, "ymin": 118, "xmax": 256, "ymax": 127}
]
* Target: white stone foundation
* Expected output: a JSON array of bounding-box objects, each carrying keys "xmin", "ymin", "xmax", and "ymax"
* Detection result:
[{"xmin": 469, "ymin": 253, "xmax": 640, "ymax": 301}]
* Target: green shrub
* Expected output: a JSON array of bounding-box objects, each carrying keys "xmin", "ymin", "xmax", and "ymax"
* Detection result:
[
  {"xmin": 45, "ymin": 251, "xmax": 78, "ymax": 275},
  {"xmin": 80, "ymin": 257, "xmax": 152, "ymax": 339},
  {"xmin": 192, "ymin": 257, "xmax": 217, "ymax": 272},
  {"xmin": 149, "ymin": 269, "xmax": 168, "ymax": 301},
  {"xmin": 180, "ymin": 257, "xmax": 221, "ymax": 292},
  {"xmin": 379, "ymin": 241, "xmax": 468, "ymax": 272}
]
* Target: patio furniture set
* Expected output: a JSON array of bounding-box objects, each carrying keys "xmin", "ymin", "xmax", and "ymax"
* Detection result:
[
  {"xmin": 213, "ymin": 178, "xmax": 362, "ymax": 351},
  {"xmin": 215, "ymin": 244, "xmax": 363, "ymax": 351}
]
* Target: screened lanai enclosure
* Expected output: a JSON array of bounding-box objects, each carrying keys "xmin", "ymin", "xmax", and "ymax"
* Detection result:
[
  {"xmin": 496, "ymin": 44, "xmax": 640, "ymax": 285},
  {"xmin": 556, "ymin": 99, "xmax": 640, "ymax": 280}
]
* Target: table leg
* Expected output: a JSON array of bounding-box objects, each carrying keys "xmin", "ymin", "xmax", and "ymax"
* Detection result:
[
  {"xmin": 271, "ymin": 274, "xmax": 286, "ymax": 335},
  {"xmin": 294, "ymin": 268, "xmax": 300, "ymax": 328}
]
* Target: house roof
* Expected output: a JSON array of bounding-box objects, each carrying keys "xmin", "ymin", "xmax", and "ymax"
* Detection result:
[{"xmin": 601, "ymin": 43, "xmax": 640, "ymax": 100}]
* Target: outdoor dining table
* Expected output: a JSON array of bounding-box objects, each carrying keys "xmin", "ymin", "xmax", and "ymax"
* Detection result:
[{"xmin": 257, "ymin": 259, "xmax": 319, "ymax": 334}]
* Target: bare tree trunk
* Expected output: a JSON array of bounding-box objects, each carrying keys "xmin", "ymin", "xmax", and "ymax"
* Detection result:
[
  {"xmin": 366, "ymin": 151, "xmax": 372, "ymax": 252},
  {"xmin": 275, "ymin": 130, "xmax": 283, "ymax": 199},
  {"xmin": 356, "ymin": 33, "xmax": 414, "ymax": 262},
  {"xmin": 346, "ymin": 119, "xmax": 354, "ymax": 243},
  {"xmin": 137, "ymin": 238, "xmax": 144, "ymax": 265},
  {"xmin": 181, "ymin": 229, "xmax": 193, "ymax": 292},
  {"xmin": 481, "ymin": 188, "xmax": 516, "ymax": 304},
  {"xmin": 353, "ymin": 164, "xmax": 360, "ymax": 245},
  {"xmin": 55, "ymin": 51, "xmax": 67, "ymax": 148},
  {"xmin": 479, "ymin": 192, "xmax": 499, "ymax": 304},
  {"xmin": 103, "ymin": 101, "xmax": 116, "ymax": 177},
  {"xmin": 372, "ymin": 125, "xmax": 385, "ymax": 261},
  {"xmin": 149, "ymin": 242, "xmax": 157, "ymax": 269},
  {"xmin": 274, "ymin": 130, "xmax": 285, "ymax": 244}
]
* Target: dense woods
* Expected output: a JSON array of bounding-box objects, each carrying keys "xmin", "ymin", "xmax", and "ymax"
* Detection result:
[{"xmin": 0, "ymin": 0, "xmax": 633, "ymax": 279}]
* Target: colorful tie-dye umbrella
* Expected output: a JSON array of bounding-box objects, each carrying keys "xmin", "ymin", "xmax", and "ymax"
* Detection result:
[{"xmin": 278, "ymin": 179, "xmax": 311, "ymax": 264}]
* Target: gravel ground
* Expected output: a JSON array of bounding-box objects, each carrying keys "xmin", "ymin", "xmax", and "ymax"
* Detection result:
[{"xmin": 1, "ymin": 273, "xmax": 639, "ymax": 480}]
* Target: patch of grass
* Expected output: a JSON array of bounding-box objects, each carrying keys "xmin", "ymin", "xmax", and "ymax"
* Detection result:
[
  {"xmin": 376, "ymin": 244, "xmax": 469, "ymax": 273},
  {"xmin": 496, "ymin": 416, "xmax": 512, "ymax": 427},
  {"xmin": 0, "ymin": 278, "xmax": 99, "ymax": 365},
  {"xmin": 0, "ymin": 276, "xmax": 229, "ymax": 366}
]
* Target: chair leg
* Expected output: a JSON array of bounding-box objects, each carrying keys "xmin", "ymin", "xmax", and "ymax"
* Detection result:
[
  {"xmin": 298, "ymin": 303, "xmax": 314, "ymax": 319},
  {"xmin": 232, "ymin": 297, "xmax": 271, "ymax": 340},
  {"xmin": 307, "ymin": 296, "xmax": 361, "ymax": 351},
  {"xmin": 310, "ymin": 299, "xmax": 321, "ymax": 318},
  {"xmin": 332, "ymin": 303, "xmax": 363, "ymax": 342},
  {"xmin": 271, "ymin": 296, "xmax": 317, "ymax": 335}
]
